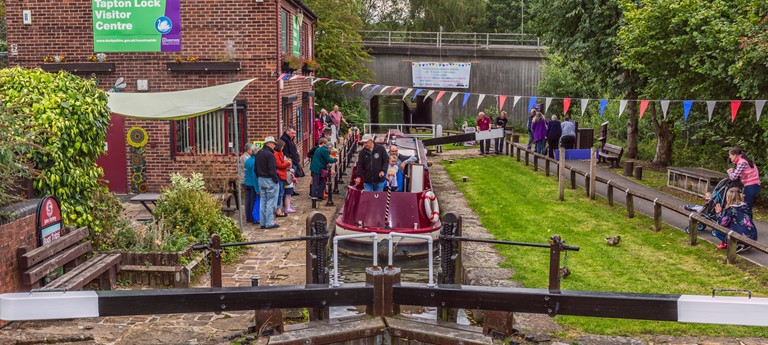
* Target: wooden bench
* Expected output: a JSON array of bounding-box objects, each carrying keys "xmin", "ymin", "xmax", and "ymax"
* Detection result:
[
  {"xmin": 598, "ymin": 143, "xmax": 624, "ymax": 168},
  {"xmin": 667, "ymin": 167, "xmax": 728, "ymax": 197},
  {"xmin": 17, "ymin": 226, "xmax": 121, "ymax": 291}
]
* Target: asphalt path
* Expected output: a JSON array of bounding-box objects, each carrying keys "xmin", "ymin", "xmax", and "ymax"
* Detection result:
[{"xmin": 514, "ymin": 150, "xmax": 768, "ymax": 268}]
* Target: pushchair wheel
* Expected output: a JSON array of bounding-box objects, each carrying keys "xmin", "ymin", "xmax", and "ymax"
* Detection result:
[
  {"xmin": 697, "ymin": 223, "xmax": 706, "ymax": 232},
  {"xmin": 685, "ymin": 226, "xmax": 690, "ymax": 234}
]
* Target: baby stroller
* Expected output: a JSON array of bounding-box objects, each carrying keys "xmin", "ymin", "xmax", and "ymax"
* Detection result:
[{"xmin": 684, "ymin": 178, "xmax": 740, "ymax": 233}]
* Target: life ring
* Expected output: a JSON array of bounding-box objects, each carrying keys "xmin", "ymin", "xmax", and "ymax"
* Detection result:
[{"xmin": 424, "ymin": 191, "xmax": 440, "ymax": 223}]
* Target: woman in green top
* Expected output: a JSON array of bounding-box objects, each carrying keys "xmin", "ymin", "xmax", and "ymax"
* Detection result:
[{"xmin": 309, "ymin": 137, "xmax": 337, "ymax": 200}]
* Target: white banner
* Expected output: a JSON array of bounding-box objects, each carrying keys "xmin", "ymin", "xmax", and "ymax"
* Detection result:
[{"xmin": 412, "ymin": 62, "xmax": 471, "ymax": 89}]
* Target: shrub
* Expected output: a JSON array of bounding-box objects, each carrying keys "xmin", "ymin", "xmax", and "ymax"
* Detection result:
[
  {"xmin": 0, "ymin": 100, "xmax": 43, "ymax": 209},
  {"xmin": 0, "ymin": 67, "xmax": 114, "ymax": 234}
]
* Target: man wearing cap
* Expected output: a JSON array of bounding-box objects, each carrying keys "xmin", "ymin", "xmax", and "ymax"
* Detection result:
[
  {"xmin": 255, "ymin": 136, "xmax": 280, "ymax": 229},
  {"xmin": 355, "ymin": 134, "xmax": 389, "ymax": 192}
]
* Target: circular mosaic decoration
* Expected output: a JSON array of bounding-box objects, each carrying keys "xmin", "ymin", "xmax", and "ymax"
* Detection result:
[
  {"xmin": 127, "ymin": 127, "xmax": 149, "ymax": 148},
  {"xmin": 138, "ymin": 184, "xmax": 148, "ymax": 192},
  {"xmin": 131, "ymin": 172, "xmax": 144, "ymax": 184}
]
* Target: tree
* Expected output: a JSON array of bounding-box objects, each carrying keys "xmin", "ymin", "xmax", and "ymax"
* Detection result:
[
  {"xmin": 406, "ymin": 0, "xmax": 485, "ymax": 32},
  {"xmin": 478, "ymin": 0, "xmax": 525, "ymax": 33},
  {"xmin": 617, "ymin": 0, "xmax": 765, "ymax": 166},
  {"xmin": 528, "ymin": 0, "xmax": 642, "ymax": 159}
]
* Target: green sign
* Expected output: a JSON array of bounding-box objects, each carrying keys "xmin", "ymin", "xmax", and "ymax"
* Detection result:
[
  {"xmin": 292, "ymin": 15, "xmax": 301, "ymax": 56},
  {"xmin": 92, "ymin": 0, "xmax": 182, "ymax": 52}
]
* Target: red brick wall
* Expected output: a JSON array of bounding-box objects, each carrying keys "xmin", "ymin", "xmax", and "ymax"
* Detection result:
[
  {"xmin": 5, "ymin": 0, "xmax": 316, "ymax": 192},
  {"xmin": 0, "ymin": 214, "xmax": 37, "ymax": 295}
]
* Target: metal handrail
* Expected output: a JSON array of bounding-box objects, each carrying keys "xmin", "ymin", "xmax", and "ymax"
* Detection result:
[
  {"xmin": 350, "ymin": 30, "xmax": 542, "ymax": 48},
  {"xmin": 387, "ymin": 232, "xmax": 435, "ymax": 287},
  {"xmin": 332, "ymin": 233, "xmax": 380, "ymax": 287},
  {"xmin": 362, "ymin": 123, "xmax": 437, "ymax": 139}
]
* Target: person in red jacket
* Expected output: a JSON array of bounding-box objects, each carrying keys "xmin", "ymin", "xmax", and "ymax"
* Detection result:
[{"xmin": 273, "ymin": 139, "xmax": 293, "ymax": 217}]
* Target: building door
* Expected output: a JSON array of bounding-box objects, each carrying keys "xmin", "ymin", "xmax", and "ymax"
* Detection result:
[{"xmin": 96, "ymin": 114, "xmax": 128, "ymax": 194}]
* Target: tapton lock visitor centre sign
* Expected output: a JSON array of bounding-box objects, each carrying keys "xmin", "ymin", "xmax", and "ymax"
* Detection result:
[{"xmin": 92, "ymin": 0, "xmax": 182, "ymax": 52}]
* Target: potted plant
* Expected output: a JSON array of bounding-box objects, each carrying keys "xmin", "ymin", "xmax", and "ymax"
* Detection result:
[
  {"xmin": 282, "ymin": 54, "xmax": 303, "ymax": 73},
  {"xmin": 302, "ymin": 59, "xmax": 320, "ymax": 76}
]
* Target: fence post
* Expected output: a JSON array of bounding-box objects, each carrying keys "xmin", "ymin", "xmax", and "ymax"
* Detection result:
[
  {"xmin": 533, "ymin": 154, "xmax": 539, "ymax": 171},
  {"xmin": 589, "ymin": 148, "xmax": 597, "ymax": 200},
  {"xmin": 306, "ymin": 212, "xmax": 329, "ymax": 320},
  {"xmin": 688, "ymin": 215, "xmax": 698, "ymax": 246},
  {"xmin": 584, "ymin": 173, "xmax": 590, "ymax": 197},
  {"xmin": 607, "ymin": 182, "xmax": 614, "ymax": 206},
  {"xmin": 626, "ymin": 192, "xmax": 635, "ymax": 218},
  {"xmin": 516, "ymin": 147, "xmax": 521, "ymax": 162},
  {"xmin": 366, "ymin": 266, "xmax": 384, "ymax": 316},
  {"xmin": 558, "ymin": 148, "xmax": 565, "ymax": 201},
  {"xmin": 570, "ymin": 169, "xmax": 577, "ymax": 190},
  {"xmin": 382, "ymin": 266, "xmax": 401, "ymax": 317},
  {"xmin": 545, "ymin": 159, "xmax": 551, "ymax": 177},
  {"xmin": 525, "ymin": 151, "xmax": 530, "ymax": 166},
  {"xmin": 653, "ymin": 201, "xmax": 662, "ymax": 232},
  {"xmin": 726, "ymin": 234, "xmax": 737, "ymax": 264},
  {"xmin": 210, "ymin": 234, "xmax": 222, "ymax": 288}
]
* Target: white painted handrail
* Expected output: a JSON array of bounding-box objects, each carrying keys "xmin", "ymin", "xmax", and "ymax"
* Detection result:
[
  {"xmin": 387, "ymin": 232, "xmax": 435, "ymax": 287},
  {"xmin": 332, "ymin": 233, "xmax": 379, "ymax": 287}
]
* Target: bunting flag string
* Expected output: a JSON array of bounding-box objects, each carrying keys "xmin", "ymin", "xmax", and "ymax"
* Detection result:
[
  {"xmin": 477, "ymin": 94, "xmax": 486, "ymax": 109},
  {"xmin": 756, "ymin": 100, "xmax": 766, "ymax": 121},
  {"xmin": 683, "ymin": 101, "xmax": 693, "ymax": 122},
  {"xmin": 434, "ymin": 91, "xmax": 446, "ymax": 104},
  {"xmin": 499, "ymin": 95, "xmax": 508, "ymax": 110},
  {"xmin": 731, "ymin": 100, "xmax": 741, "ymax": 122},
  {"xmin": 289, "ymin": 75, "xmax": 301, "ymax": 80},
  {"xmin": 660, "ymin": 100, "xmax": 670, "ymax": 119},
  {"xmin": 707, "ymin": 101, "xmax": 716, "ymax": 121},
  {"xmin": 639, "ymin": 100, "xmax": 650, "ymax": 119},
  {"xmin": 580, "ymin": 99, "xmax": 589, "ymax": 117},
  {"xmin": 619, "ymin": 100, "xmax": 628, "ymax": 118},
  {"xmin": 314, "ymin": 77, "xmax": 766, "ymax": 123},
  {"xmin": 277, "ymin": 73, "xmax": 287, "ymax": 81},
  {"xmin": 528, "ymin": 97, "xmax": 538, "ymax": 112},
  {"xmin": 461, "ymin": 93, "xmax": 471, "ymax": 108},
  {"xmin": 448, "ymin": 92, "xmax": 460, "ymax": 104},
  {"xmin": 599, "ymin": 99, "xmax": 608, "ymax": 118}
]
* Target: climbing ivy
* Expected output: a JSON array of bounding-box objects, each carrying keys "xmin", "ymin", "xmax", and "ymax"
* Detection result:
[{"xmin": 0, "ymin": 67, "xmax": 113, "ymax": 233}]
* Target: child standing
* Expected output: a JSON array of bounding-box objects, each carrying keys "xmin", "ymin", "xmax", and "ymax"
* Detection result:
[
  {"xmin": 284, "ymin": 158, "xmax": 297, "ymax": 213},
  {"xmin": 714, "ymin": 187, "xmax": 757, "ymax": 253},
  {"xmin": 386, "ymin": 155, "xmax": 399, "ymax": 191}
]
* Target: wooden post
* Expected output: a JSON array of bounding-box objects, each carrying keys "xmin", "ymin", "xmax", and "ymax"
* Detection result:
[
  {"xmin": 516, "ymin": 147, "xmax": 521, "ymax": 162},
  {"xmin": 584, "ymin": 173, "xmax": 590, "ymax": 197},
  {"xmin": 726, "ymin": 234, "xmax": 737, "ymax": 264},
  {"xmin": 525, "ymin": 151, "xmax": 530, "ymax": 166},
  {"xmin": 623, "ymin": 161, "xmax": 634, "ymax": 177},
  {"xmin": 545, "ymin": 159, "xmax": 551, "ymax": 177},
  {"xmin": 211, "ymin": 234, "xmax": 222, "ymax": 288},
  {"xmin": 653, "ymin": 200, "xmax": 662, "ymax": 232},
  {"xmin": 607, "ymin": 182, "xmax": 614, "ymax": 206},
  {"xmin": 533, "ymin": 155, "xmax": 539, "ymax": 171},
  {"xmin": 589, "ymin": 147, "xmax": 597, "ymax": 200},
  {"xmin": 570, "ymin": 169, "xmax": 577, "ymax": 190},
  {"xmin": 558, "ymin": 148, "xmax": 565, "ymax": 201},
  {"xmin": 512, "ymin": 134, "xmax": 520, "ymax": 143},
  {"xmin": 382, "ymin": 266, "xmax": 401, "ymax": 317},
  {"xmin": 634, "ymin": 166, "xmax": 643, "ymax": 180},
  {"xmin": 365, "ymin": 266, "xmax": 384, "ymax": 316},
  {"xmin": 626, "ymin": 192, "xmax": 635, "ymax": 218},
  {"xmin": 688, "ymin": 214, "xmax": 698, "ymax": 246},
  {"xmin": 548, "ymin": 235, "xmax": 562, "ymax": 294}
]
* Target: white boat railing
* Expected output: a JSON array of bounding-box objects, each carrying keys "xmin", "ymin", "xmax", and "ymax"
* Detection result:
[
  {"xmin": 387, "ymin": 232, "xmax": 435, "ymax": 287},
  {"xmin": 332, "ymin": 233, "xmax": 379, "ymax": 287}
]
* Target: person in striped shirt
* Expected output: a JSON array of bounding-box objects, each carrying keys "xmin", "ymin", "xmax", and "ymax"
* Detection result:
[{"xmin": 727, "ymin": 147, "xmax": 761, "ymax": 218}]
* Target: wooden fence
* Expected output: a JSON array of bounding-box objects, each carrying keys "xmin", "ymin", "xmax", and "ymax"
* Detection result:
[{"xmin": 505, "ymin": 140, "xmax": 768, "ymax": 264}]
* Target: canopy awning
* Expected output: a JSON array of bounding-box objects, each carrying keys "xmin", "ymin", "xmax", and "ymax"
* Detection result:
[{"xmin": 107, "ymin": 79, "xmax": 255, "ymax": 120}]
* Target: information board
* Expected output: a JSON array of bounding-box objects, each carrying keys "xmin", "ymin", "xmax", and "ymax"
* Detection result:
[
  {"xmin": 92, "ymin": 0, "xmax": 182, "ymax": 52},
  {"xmin": 412, "ymin": 62, "xmax": 471, "ymax": 88}
]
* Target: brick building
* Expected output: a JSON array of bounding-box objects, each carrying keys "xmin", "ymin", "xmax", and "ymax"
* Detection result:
[{"xmin": 4, "ymin": 0, "xmax": 317, "ymax": 193}]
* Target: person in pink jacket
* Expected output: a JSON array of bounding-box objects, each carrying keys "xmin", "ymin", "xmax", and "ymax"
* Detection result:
[{"xmin": 727, "ymin": 147, "xmax": 761, "ymax": 218}]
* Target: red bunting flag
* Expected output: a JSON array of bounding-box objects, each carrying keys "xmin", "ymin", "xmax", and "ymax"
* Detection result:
[
  {"xmin": 499, "ymin": 95, "xmax": 508, "ymax": 110},
  {"xmin": 390, "ymin": 87, "xmax": 402, "ymax": 95},
  {"xmin": 434, "ymin": 91, "xmax": 446, "ymax": 103},
  {"xmin": 639, "ymin": 100, "xmax": 649, "ymax": 119},
  {"xmin": 277, "ymin": 73, "xmax": 287, "ymax": 81},
  {"xmin": 731, "ymin": 100, "xmax": 741, "ymax": 122},
  {"xmin": 563, "ymin": 98, "xmax": 571, "ymax": 115}
]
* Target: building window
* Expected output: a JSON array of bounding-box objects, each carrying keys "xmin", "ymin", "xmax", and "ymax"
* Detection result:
[
  {"xmin": 281, "ymin": 103, "xmax": 290, "ymax": 136},
  {"xmin": 296, "ymin": 105, "xmax": 303, "ymax": 141},
  {"xmin": 172, "ymin": 104, "xmax": 246, "ymax": 156},
  {"xmin": 281, "ymin": 10, "xmax": 288, "ymax": 54}
]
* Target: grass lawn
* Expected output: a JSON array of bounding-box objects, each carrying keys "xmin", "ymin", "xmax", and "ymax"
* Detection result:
[
  {"xmin": 440, "ymin": 143, "xmax": 480, "ymax": 151},
  {"xmin": 443, "ymin": 156, "xmax": 768, "ymax": 338}
]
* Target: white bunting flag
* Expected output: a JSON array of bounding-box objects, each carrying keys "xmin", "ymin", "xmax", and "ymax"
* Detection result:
[
  {"xmin": 707, "ymin": 101, "xmax": 717, "ymax": 121},
  {"xmin": 755, "ymin": 100, "xmax": 766, "ymax": 121},
  {"xmin": 311, "ymin": 78, "xmax": 322, "ymax": 85},
  {"xmin": 402, "ymin": 88, "xmax": 413, "ymax": 101},
  {"xmin": 545, "ymin": 98, "xmax": 553, "ymax": 113},
  {"xmin": 619, "ymin": 100, "xmax": 628, "ymax": 117},
  {"xmin": 448, "ymin": 92, "xmax": 460, "ymax": 104},
  {"xmin": 425, "ymin": 90, "xmax": 435, "ymax": 100},
  {"xmin": 512, "ymin": 96, "xmax": 521, "ymax": 109},
  {"xmin": 580, "ymin": 99, "xmax": 589, "ymax": 116},
  {"xmin": 341, "ymin": 81, "xmax": 351, "ymax": 86},
  {"xmin": 325, "ymin": 79, "xmax": 336, "ymax": 85},
  {"xmin": 477, "ymin": 94, "xmax": 486, "ymax": 109},
  {"xmin": 360, "ymin": 84, "xmax": 372, "ymax": 92},
  {"xmin": 379, "ymin": 86, "xmax": 390, "ymax": 94},
  {"xmin": 660, "ymin": 100, "xmax": 670, "ymax": 119}
]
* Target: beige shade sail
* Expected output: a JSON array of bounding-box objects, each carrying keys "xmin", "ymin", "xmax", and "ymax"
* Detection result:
[{"xmin": 106, "ymin": 79, "xmax": 256, "ymax": 120}]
